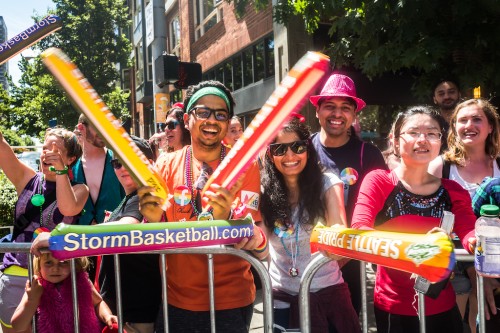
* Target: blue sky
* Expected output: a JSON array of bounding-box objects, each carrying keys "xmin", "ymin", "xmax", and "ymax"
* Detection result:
[{"xmin": 1, "ymin": 0, "xmax": 55, "ymax": 84}]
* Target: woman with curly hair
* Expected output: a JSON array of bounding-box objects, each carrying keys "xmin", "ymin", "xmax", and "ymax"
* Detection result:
[
  {"xmin": 260, "ymin": 117, "xmax": 359, "ymax": 333},
  {"xmin": 428, "ymin": 98, "xmax": 500, "ymax": 332}
]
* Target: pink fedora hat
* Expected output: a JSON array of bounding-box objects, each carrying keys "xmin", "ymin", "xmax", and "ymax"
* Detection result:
[{"xmin": 309, "ymin": 74, "xmax": 366, "ymax": 111}]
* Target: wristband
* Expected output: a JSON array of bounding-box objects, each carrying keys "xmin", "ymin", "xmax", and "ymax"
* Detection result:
[
  {"xmin": 49, "ymin": 165, "xmax": 69, "ymax": 175},
  {"xmin": 253, "ymin": 228, "xmax": 267, "ymax": 253}
]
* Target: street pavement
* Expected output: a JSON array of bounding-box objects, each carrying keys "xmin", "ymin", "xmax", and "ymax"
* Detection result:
[{"xmin": 250, "ymin": 263, "xmax": 377, "ymax": 332}]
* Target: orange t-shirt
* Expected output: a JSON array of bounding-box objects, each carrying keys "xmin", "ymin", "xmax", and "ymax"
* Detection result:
[{"xmin": 155, "ymin": 146, "xmax": 262, "ymax": 311}]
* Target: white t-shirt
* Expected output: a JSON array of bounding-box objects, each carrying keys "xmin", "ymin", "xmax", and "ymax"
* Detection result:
[
  {"xmin": 449, "ymin": 161, "xmax": 500, "ymax": 198},
  {"xmin": 268, "ymin": 172, "xmax": 344, "ymax": 308}
]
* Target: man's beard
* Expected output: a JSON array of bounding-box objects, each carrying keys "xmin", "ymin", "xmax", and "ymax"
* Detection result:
[
  {"xmin": 439, "ymin": 100, "xmax": 459, "ymax": 111},
  {"xmin": 86, "ymin": 133, "xmax": 105, "ymax": 148}
]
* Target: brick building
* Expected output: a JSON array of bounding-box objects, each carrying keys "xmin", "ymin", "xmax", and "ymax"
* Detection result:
[{"xmin": 126, "ymin": 0, "xmax": 324, "ymax": 135}]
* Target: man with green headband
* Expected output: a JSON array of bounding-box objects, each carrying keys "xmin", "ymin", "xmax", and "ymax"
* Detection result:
[{"xmin": 139, "ymin": 80, "xmax": 267, "ymax": 332}]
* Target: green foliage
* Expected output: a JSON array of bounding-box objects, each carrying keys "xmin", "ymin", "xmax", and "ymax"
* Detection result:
[
  {"xmin": 0, "ymin": 171, "xmax": 17, "ymax": 230},
  {"xmin": 241, "ymin": 0, "xmax": 500, "ymax": 99},
  {"xmin": 2, "ymin": 0, "xmax": 132, "ymax": 136}
]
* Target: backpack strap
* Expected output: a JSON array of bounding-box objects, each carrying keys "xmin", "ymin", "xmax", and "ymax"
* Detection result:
[{"xmin": 442, "ymin": 156, "xmax": 451, "ymax": 179}]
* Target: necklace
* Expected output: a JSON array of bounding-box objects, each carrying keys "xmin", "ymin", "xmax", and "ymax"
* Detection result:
[
  {"xmin": 32, "ymin": 175, "xmax": 57, "ymax": 227},
  {"xmin": 185, "ymin": 146, "xmax": 226, "ymax": 218},
  {"xmin": 31, "ymin": 175, "xmax": 45, "ymax": 207},
  {"xmin": 280, "ymin": 222, "xmax": 300, "ymax": 277}
]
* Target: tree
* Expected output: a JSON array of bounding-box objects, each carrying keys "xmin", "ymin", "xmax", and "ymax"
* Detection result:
[
  {"xmin": 236, "ymin": 0, "xmax": 500, "ymax": 99},
  {"xmin": 8, "ymin": 0, "xmax": 131, "ymax": 137}
]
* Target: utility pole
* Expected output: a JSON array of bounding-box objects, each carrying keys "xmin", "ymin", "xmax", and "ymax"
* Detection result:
[{"xmin": 148, "ymin": 0, "xmax": 169, "ymax": 134}]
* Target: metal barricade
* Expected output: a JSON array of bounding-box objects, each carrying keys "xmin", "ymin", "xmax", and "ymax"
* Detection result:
[
  {"xmin": 299, "ymin": 251, "xmax": 486, "ymax": 333},
  {"xmin": 0, "ymin": 243, "xmax": 274, "ymax": 333},
  {"xmin": 111, "ymin": 247, "xmax": 274, "ymax": 333}
]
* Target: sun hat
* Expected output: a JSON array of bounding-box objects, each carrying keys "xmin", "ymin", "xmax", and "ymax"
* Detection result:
[{"xmin": 309, "ymin": 74, "xmax": 366, "ymax": 112}]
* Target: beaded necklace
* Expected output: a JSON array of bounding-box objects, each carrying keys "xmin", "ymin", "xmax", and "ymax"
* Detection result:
[
  {"xmin": 31, "ymin": 176, "xmax": 57, "ymax": 228},
  {"xmin": 184, "ymin": 145, "xmax": 226, "ymax": 217}
]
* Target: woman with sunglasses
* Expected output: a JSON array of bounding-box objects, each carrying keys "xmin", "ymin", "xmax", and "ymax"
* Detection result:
[
  {"xmin": 260, "ymin": 117, "xmax": 359, "ymax": 333},
  {"xmin": 351, "ymin": 106, "xmax": 476, "ymax": 333},
  {"xmin": 149, "ymin": 103, "xmax": 191, "ymax": 158}
]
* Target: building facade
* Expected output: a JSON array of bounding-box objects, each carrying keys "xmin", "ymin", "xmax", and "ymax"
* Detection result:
[{"xmin": 126, "ymin": 0, "xmax": 323, "ymax": 135}]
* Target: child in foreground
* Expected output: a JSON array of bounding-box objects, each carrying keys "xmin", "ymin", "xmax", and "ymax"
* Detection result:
[{"xmin": 11, "ymin": 253, "xmax": 116, "ymax": 333}]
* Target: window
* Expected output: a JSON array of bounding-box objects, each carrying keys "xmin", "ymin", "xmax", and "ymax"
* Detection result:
[
  {"xmin": 265, "ymin": 37, "xmax": 275, "ymax": 78},
  {"xmin": 254, "ymin": 41, "xmax": 265, "ymax": 81},
  {"xmin": 194, "ymin": 0, "xmax": 222, "ymax": 40},
  {"xmin": 135, "ymin": 42, "xmax": 144, "ymax": 89},
  {"xmin": 134, "ymin": 0, "xmax": 142, "ymax": 30},
  {"xmin": 147, "ymin": 44, "xmax": 153, "ymax": 81},
  {"xmin": 169, "ymin": 16, "xmax": 180, "ymax": 56},
  {"xmin": 200, "ymin": 35, "xmax": 274, "ymax": 92},
  {"xmin": 242, "ymin": 49, "xmax": 253, "ymax": 86},
  {"xmin": 232, "ymin": 54, "xmax": 243, "ymax": 90},
  {"xmin": 122, "ymin": 68, "xmax": 131, "ymax": 92}
]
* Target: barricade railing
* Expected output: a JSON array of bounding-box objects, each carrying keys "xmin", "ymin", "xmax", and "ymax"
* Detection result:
[
  {"xmin": 299, "ymin": 250, "xmax": 484, "ymax": 333},
  {"xmin": 0, "ymin": 243, "xmax": 274, "ymax": 333}
]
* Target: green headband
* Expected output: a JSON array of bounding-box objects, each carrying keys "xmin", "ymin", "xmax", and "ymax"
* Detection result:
[{"xmin": 186, "ymin": 87, "xmax": 231, "ymax": 114}]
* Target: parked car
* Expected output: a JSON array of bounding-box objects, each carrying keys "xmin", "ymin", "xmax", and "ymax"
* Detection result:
[{"xmin": 16, "ymin": 151, "xmax": 41, "ymax": 171}]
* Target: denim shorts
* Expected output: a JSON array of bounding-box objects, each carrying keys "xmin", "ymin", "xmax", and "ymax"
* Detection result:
[{"xmin": 450, "ymin": 262, "xmax": 472, "ymax": 295}]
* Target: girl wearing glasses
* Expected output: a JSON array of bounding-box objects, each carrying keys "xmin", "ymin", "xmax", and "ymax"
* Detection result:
[
  {"xmin": 428, "ymin": 98, "xmax": 500, "ymax": 332},
  {"xmin": 352, "ymin": 106, "xmax": 476, "ymax": 333},
  {"xmin": 260, "ymin": 117, "xmax": 360, "ymax": 333}
]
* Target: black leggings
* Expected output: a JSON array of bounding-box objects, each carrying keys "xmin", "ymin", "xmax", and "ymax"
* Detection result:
[
  {"xmin": 155, "ymin": 303, "xmax": 254, "ymax": 333},
  {"xmin": 374, "ymin": 305, "xmax": 463, "ymax": 333}
]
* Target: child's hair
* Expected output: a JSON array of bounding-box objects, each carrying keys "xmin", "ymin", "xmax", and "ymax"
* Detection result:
[{"xmin": 33, "ymin": 252, "xmax": 90, "ymax": 275}]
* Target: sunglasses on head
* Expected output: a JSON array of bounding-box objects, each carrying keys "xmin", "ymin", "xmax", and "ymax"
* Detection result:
[
  {"xmin": 269, "ymin": 140, "xmax": 308, "ymax": 157},
  {"xmin": 165, "ymin": 120, "xmax": 179, "ymax": 130},
  {"xmin": 111, "ymin": 159, "xmax": 123, "ymax": 170}
]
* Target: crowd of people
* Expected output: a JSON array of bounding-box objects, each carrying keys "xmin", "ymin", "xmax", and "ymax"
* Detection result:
[{"xmin": 0, "ymin": 73, "xmax": 499, "ymax": 333}]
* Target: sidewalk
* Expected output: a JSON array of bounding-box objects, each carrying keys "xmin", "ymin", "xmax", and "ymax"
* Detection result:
[{"xmin": 250, "ymin": 263, "xmax": 377, "ymax": 332}]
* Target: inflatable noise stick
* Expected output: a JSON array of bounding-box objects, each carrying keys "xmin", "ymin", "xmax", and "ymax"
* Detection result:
[
  {"xmin": 48, "ymin": 219, "xmax": 254, "ymax": 260},
  {"xmin": 41, "ymin": 48, "xmax": 168, "ymax": 203},
  {"xmin": 201, "ymin": 52, "xmax": 330, "ymax": 199},
  {"xmin": 310, "ymin": 224, "xmax": 455, "ymax": 283},
  {"xmin": 0, "ymin": 15, "xmax": 62, "ymax": 65}
]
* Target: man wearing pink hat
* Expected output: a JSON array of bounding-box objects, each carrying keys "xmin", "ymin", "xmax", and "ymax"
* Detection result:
[{"xmin": 310, "ymin": 73, "xmax": 387, "ymax": 314}]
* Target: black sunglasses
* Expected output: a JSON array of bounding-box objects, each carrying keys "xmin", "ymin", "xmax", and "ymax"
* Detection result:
[
  {"xmin": 111, "ymin": 159, "xmax": 123, "ymax": 170},
  {"xmin": 269, "ymin": 140, "xmax": 308, "ymax": 157},
  {"xmin": 165, "ymin": 120, "xmax": 179, "ymax": 130},
  {"xmin": 190, "ymin": 106, "xmax": 229, "ymax": 121}
]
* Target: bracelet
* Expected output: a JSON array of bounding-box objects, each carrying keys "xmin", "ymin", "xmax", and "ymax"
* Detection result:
[
  {"xmin": 49, "ymin": 165, "xmax": 69, "ymax": 175},
  {"xmin": 253, "ymin": 228, "xmax": 267, "ymax": 253}
]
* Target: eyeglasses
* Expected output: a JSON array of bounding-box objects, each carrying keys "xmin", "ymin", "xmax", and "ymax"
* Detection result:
[
  {"xmin": 190, "ymin": 106, "xmax": 229, "ymax": 121},
  {"xmin": 269, "ymin": 140, "xmax": 308, "ymax": 156},
  {"xmin": 111, "ymin": 159, "xmax": 123, "ymax": 170},
  {"xmin": 165, "ymin": 120, "xmax": 179, "ymax": 130},
  {"xmin": 400, "ymin": 131, "xmax": 443, "ymax": 142}
]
